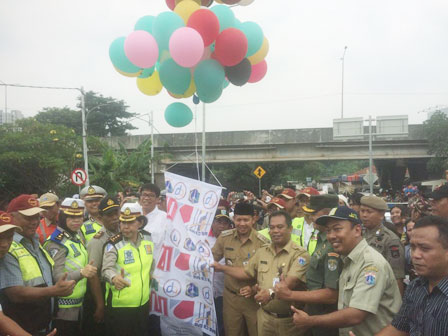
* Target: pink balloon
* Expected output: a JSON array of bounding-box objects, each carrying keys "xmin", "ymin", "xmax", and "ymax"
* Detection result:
[
  {"xmin": 166, "ymin": 0, "xmax": 175, "ymax": 10},
  {"xmin": 169, "ymin": 27, "xmax": 204, "ymax": 68},
  {"xmin": 124, "ymin": 30, "xmax": 159, "ymax": 68},
  {"xmin": 248, "ymin": 59, "xmax": 267, "ymax": 83}
]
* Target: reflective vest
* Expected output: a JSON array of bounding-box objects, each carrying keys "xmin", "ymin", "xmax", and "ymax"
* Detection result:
[
  {"xmin": 45, "ymin": 229, "xmax": 88, "ymax": 309},
  {"xmin": 37, "ymin": 218, "xmax": 57, "ymax": 244},
  {"xmin": 81, "ymin": 219, "xmax": 102, "ymax": 242},
  {"xmin": 105, "ymin": 232, "xmax": 154, "ymax": 308},
  {"xmin": 258, "ymin": 217, "xmax": 318, "ymax": 255}
]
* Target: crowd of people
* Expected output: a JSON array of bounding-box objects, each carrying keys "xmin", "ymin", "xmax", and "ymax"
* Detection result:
[{"xmin": 0, "ymin": 180, "xmax": 447, "ymax": 336}]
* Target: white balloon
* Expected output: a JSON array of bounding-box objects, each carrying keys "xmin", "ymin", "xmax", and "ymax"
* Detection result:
[{"xmin": 239, "ymin": 0, "xmax": 255, "ymax": 5}]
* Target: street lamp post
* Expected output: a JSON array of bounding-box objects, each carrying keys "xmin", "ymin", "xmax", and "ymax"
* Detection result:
[
  {"xmin": 0, "ymin": 80, "xmax": 7, "ymax": 124},
  {"xmin": 340, "ymin": 46, "xmax": 348, "ymax": 119},
  {"xmin": 80, "ymin": 89, "xmax": 89, "ymax": 186}
]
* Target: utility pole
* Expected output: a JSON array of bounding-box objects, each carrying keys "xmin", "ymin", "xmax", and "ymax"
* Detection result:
[
  {"xmin": 150, "ymin": 110, "xmax": 155, "ymax": 184},
  {"xmin": 80, "ymin": 88, "xmax": 89, "ymax": 186},
  {"xmin": 341, "ymin": 46, "xmax": 348, "ymax": 119},
  {"xmin": 201, "ymin": 103, "xmax": 206, "ymax": 182}
]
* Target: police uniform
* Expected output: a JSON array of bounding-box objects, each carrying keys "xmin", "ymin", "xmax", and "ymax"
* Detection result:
[
  {"xmin": 102, "ymin": 205, "xmax": 154, "ymax": 336},
  {"xmin": 244, "ymin": 239, "xmax": 310, "ymax": 336},
  {"xmin": 80, "ymin": 185, "xmax": 107, "ymax": 242},
  {"xmin": 212, "ymin": 228, "xmax": 270, "ymax": 336},
  {"xmin": 305, "ymin": 231, "xmax": 341, "ymax": 336},
  {"xmin": 338, "ymin": 239, "xmax": 402, "ymax": 336},
  {"xmin": 364, "ymin": 224, "xmax": 405, "ymax": 280}
]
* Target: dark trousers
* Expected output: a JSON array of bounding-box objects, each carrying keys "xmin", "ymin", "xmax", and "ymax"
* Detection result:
[
  {"xmin": 147, "ymin": 314, "xmax": 161, "ymax": 336},
  {"xmin": 214, "ymin": 296, "xmax": 225, "ymax": 336},
  {"xmin": 53, "ymin": 319, "xmax": 80, "ymax": 336},
  {"xmin": 81, "ymin": 283, "xmax": 106, "ymax": 335},
  {"xmin": 106, "ymin": 302, "xmax": 150, "ymax": 336}
]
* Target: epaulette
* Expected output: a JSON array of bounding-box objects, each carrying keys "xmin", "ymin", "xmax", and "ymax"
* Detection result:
[
  {"xmin": 93, "ymin": 231, "xmax": 104, "ymax": 239},
  {"xmin": 54, "ymin": 232, "xmax": 64, "ymax": 241},
  {"xmin": 108, "ymin": 233, "xmax": 123, "ymax": 245},
  {"xmin": 140, "ymin": 229, "xmax": 152, "ymax": 241},
  {"xmin": 257, "ymin": 233, "xmax": 271, "ymax": 244},
  {"xmin": 220, "ymin": 229, "xmax": 235, "ymax": 237}
]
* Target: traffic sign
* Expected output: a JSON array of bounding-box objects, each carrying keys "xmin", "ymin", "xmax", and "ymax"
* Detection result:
[
  {"xmin": 363, "ymin": 173, "xmax": 378, "ymax": 185},
  {"xmin": 253, "ymin": 166, "xmax": 266, "ymax": 179},
  {"xmin": 71, "ymin": 168, "xmax": 87, "ymax": 186}
]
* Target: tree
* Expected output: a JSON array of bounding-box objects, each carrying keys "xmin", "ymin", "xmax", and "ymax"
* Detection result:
[
  {"xmin": 0, "ymin": 119, "xmax": 81, "ymax": 202},
  {"xmin": 423, "ymin": 110, "xmax": 448, "ymax": 176},
  {"xmin": 35, "ymin": 91, "xmax": 137, "ymax": 137}
]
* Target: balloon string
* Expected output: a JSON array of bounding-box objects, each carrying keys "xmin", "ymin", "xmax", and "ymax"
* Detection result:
[{"xmin": 194, "ymin": 103, "xmax": 200, "ymax": 181}]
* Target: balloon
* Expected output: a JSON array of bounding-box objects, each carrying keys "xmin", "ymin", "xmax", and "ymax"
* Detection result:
[
  {"xmin": 239, "ymin": 0, "xmax": 255, "ymax": 5},
  {"xmin": 137, "ymin": 71, "xmax": 163, "ymax": 95},
  {"xmin": 174, "ymin": 0, "xmax": 200, "ymax": 24},
  {"xmin": 201, "ymin": 0, "xmax": 214, "ymax": 6},
  {"xmin": 138, "ymin": 66, "xmax": 155, "ymax": 78},
  {"xmin": 193, "ymin": 94, "xmax": 200, "ymax": 104},
  {"xmin": 225, "ymin": 58, "xmax": 251, "ymax": 86},
  {"xmin": 214, "ymin": 28, "xmax": 248, "ymax": 66},
  {"xmin": 175, "ymin": 0, "xmax": 200, "ymax": 4},
  {"xmin": 222, "ymin": 78, "xmax": 230, "ymax": 88},
  {"xmin": 109, "ymin": 37, "xmax": 140, "ymax": 73},
  {"xmin": 153, "ymin": 12, "xmax": 185, "ymax": 51},
  {"xmin": 187, "ymin": 9, "xmax": 220, "ymax": 47},
  {"xmin": 247, "ymin": 37, "xmax": 269, "ymax": 65},
  {"xmin": 200, "ymin": 46, "xmax": 212, "ymax": 62},
  {"xmin": 134, "ymin": 15, "xmax": 155, "ymax": 33},
  {"xmin": 124, "ymin": 31, "xmax": 159, "ymax": 68},
  {"xmin": 239, "ymin": 21, "xmax": 263, "ymax": 57},
  {"xmin": 159, "ymin": 58, "xmax": 191, "ymax": 94},
  {"xmin": 222, "ymin": 0, "xmax": 239, "ymax": 4},
  {"xmin": 166, "ymin": 0, "xmax": 176, "ymax": 10},
  {"xmin": 248, "ymin": 59, "xmax": 267, "ymax": 83},
  {"xmin": 169, "ymin": 27, "xmax": 204, "ymax": 68},
  {"xmin": 165, "ymin": 102, "xmax": 193, "ymax": 127},
  {"xmin": 114, "ymin": 67, "xmax": 142, "ymax": 77},
  {"xmin": 210, "ymin": 5, "xmax": 235, "ymax": 32},
  {"xmin": 182, "ymin": 78, "xmax": 196, "ymax": 97},
  {"xmin": 194, "ymin": 59, "xmax": 225, "ymax": 103}
]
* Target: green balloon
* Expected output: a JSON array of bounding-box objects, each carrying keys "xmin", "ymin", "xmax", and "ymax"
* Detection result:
[
  {"xmin": 153, "ymin": 12, "xmax": 185, "ymax": 51},
  {"xmin": 109, "ymin": 37, "xmax": 140, "ymax": 73},
  {"xmin": 165, "ymin": 102, "xmax": 193, "ymax": 127},
  {"xmin": 240, "ymin": 21, "xmax": 264, "ymax": 57},
  {"xmin": 138, "ymin": 66, "xmax": 155, "ymax": 79},
  {"xmin": 159, "ymin": 58, "xmax": 191, "ymax": 95},
  {"xmin": 134, "ymin": 15, "xmax": 156, "ymax": 34},
  {"xmin": 210, "ymin": 5, "xmax": 235, "ymax": 32},
  {"xmin": 194, "ymin": 59, "xmax": 225, "ymax": 101}
]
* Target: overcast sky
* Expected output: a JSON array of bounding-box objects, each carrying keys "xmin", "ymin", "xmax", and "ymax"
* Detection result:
[{"xmin": 1, "ymin": 0, "xmax": 447, "ymax": 135}]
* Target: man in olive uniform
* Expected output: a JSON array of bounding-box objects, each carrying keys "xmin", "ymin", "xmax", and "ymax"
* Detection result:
[
  {"xmin": 291, "ymin": 206, "xmax": 402, "ymax": 336},
  {"xmin": 80, "ymin": 185, "xmax": 107, "ymax": 242},
  {"xmin": 360, "ymin": 195, "xmax": 405, "ymax": 295},
  {"xmin": 214, "ymin": 210, "xmax": 310, "ymax": 336},
  {"xmin": 212, "ymin": 202, "xmax": 270, "ymax": 336},
  {"xmin": 82, "ymin": 196, "xmax": 120, "ymax": 336},
  {"xmin": 275, "ymin": 194, "xmax": 340, "ymax": 336}
]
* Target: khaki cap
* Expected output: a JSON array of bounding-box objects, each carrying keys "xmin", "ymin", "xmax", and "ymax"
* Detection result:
[
  {"xmin": 39, "ymin": 192, "xmax": 59, "ymax": 207},
  {"xmin": 360, "ymin": 195, "xmax": 388, "ymax": 211}
]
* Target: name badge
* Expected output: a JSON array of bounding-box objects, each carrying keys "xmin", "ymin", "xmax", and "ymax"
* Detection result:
[{"xmin": 272, "ymin": 277, "xmax": 280, "ymax": 287}]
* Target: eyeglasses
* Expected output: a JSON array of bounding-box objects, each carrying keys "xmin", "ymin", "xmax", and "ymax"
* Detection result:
[{"xmin": 141, "ymin": 193, "xmax": 157, "ymax": 199}]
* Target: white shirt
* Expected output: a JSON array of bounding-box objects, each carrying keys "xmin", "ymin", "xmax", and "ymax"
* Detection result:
[
  {"xmin": 141, "ymin": 206, "xmax": 167, "ymax": 258},
  {"xmin": 303, "ymin": 219, "xmax": 315, "ymax": 249}
]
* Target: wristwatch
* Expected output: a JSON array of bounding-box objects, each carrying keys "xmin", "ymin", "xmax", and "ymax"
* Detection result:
[{"xmin": 268, "ymin": 288, "xmax": 275, "ymax": 300}]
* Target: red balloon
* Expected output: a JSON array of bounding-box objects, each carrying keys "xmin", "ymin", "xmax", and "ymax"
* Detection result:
[
  {"xmin": 187, "ymin": 9, "xmax": 220, "ymax": 47},
  {"xmin": 166, "ymin": 0, "xmax": 175, "ymax": 10},
  {"xmin": 214, "ymin": 28, "xmax": 248, "ymax": 67},
  {"xmin": 248, "ymin": 59, "xmax": 267, "ymax": 83}
]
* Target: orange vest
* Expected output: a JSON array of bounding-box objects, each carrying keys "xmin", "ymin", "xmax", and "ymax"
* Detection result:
[{"xmin": 37, "ymin": 218, "xmax": 57, "ymax": 244}]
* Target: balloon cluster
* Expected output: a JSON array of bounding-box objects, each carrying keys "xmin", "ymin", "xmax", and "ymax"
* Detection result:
[{"xmin": 109, "ymin": 0, "xmax": 268, "ymax": 127}]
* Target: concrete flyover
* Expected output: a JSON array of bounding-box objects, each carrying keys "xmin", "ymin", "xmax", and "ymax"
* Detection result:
[{"xmin": 104, "ymin": 124, "xmax": 430, "ymax": 164}]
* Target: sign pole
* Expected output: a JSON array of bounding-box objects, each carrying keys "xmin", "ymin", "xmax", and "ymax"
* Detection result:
[{"xmin": 258, "ymin": 178, "xmax": 261, "ymax": 198}]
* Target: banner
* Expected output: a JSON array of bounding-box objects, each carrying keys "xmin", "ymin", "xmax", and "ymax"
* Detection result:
[{"xmin": 151, "ymin": 172, "xmax": 222, "ymax": 336}]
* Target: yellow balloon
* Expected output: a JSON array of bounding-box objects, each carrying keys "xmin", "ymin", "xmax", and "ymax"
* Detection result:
[
  {"xmin": 214, "ymin": 0, "xmax": 224, "ymax": 3},
  {"xmin": 248, "ymin": 37, "xmax": 269, "ymax": 65},
  {"xmin": 137, "ymin": 71, "xmax": 163, "ymax": 96},
  {"xmin": 181, "ymin": 79, "xmax": 196, "ymax": 98},
  {"xmin": 175, "ymin": 0, "xmax": 201, "ymax": 5},
  {"xmin": 114, "ymin": 66, "xmax": 142, "ymax": 77},
  {"xmin": 174, "ymin": 0, "xmax": 200, "ymax": 24}
]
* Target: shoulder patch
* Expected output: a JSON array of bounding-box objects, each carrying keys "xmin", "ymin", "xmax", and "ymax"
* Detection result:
[
  {"xmin": 328, "ymin": 252, "xmax": 340, "ymax": 258},
  {"xmin": 389, "ymin": 245, "xmax": 400, "ymax": 258},
  {"xmin": 49, "ymin": 248, "xmax": 59, "ymax": 258},
  {"xmin": 257, "ymin": 233, "xmax": 271, "ymax": 244},
  {"xmin": 93, "ymin": 231, "xmax": 104, "ymax": 239},
  {"xmin": 220, "ymin": 229, "xmax": 235, "ymax": 237},
  {"xmin": 55, "ymin": 232, "xmax": 64, "ymax": 241},
  {"xmin": 363, "ymin": 265, "xmax": 379, "ymax": 272},
  {"xmin": 298, "ymin": 256, "xmax": 307, "ymax": 266},
  {"xmin": 108, "ymin": 233, "xmax": 123, "ymax": 245}
]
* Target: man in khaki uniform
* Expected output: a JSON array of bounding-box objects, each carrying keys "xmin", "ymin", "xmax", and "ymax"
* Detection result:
[
  {"xmin": 360, "ymin": 195, "xmax": 405, "ymax": 295},
  {"xmin": 291, "ymin": 206, "xmax": 402, "ymax": 336},
  {"xmin": 212, "ymin": 202, "xmax": 270, "ymax": 336},
  {"xmin": 214, "ymin": 210, "xmax": 310, "ymax": 336}
]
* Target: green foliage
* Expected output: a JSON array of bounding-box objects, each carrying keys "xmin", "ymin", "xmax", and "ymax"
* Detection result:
[
  {"xmin": 0, "ymin": 119, "xmax": 81, "ymax": 200},
  {"xmin": 423, "ymin": 111, "xmax": 448, "ymax": 176}
]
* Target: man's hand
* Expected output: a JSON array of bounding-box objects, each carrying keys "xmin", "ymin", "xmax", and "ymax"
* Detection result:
[
  {"xmin": 274, "ymin": 275, "xmax": 292, "ymax": 300},
  {"xmin": 212, "ymin": 261, "xmax": 224, "ymax": 272},
  {"xmin": 254, "ymin": 284, "xmax": 271, "ymax": 305},
  {"xmin": 93, "ymin": 303, "xmax": 105, "ymax": 323},
  {"xmin": 239, "ymin": 285, "xmax": 254, "ymax": 298},
  {"xmin": 112, "ymin": 269, "xmax": 131, "ymax": 290},
  {"xmin": 349, "ymin": 332, "xmax": 356, "ymax": 336},
  {"xmin": 53, "ymin": 273, "xmax": 76, "ymax": 297},
  {"xmin": 291, "ymin": 306, "xmax": 312, "ymax": 329},
  {"xmin": 47, "ymin": 328, "xmax": 57, "ymax": 336},
  {"xmin": 80, "ymin": 260, "xmax": 97, "ymax": 279}
]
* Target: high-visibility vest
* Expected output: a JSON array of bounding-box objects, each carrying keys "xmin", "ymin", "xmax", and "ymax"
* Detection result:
[
  {"xmin": 37, "ymin": 218, "xmax": 57, "ymax": 244},
  {"xmin": 258, "ymin": 217, "xmax": 318, "ymax": 255},
  {"xmin": 81, "ymin": 219, "xmax": 102, "ymax": 242},
  {"xmin": 105, "ymin": 231, "xmax": 154, "ymax": 308},
  {"xmin": 45, "ymin": 229, "xmax": 88, "ymax": 309}
]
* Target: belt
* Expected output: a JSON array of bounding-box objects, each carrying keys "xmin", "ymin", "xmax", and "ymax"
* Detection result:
[{"xmin": 262, "ymin": 308, "xmax": 292, "ymax": 319}]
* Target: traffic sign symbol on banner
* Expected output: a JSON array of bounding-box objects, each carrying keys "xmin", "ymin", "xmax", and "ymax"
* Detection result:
[
  {"xmin": 253, "ymin": 166, "xmax": 266, "ymax": 179},
  {"xmin": 71, "ymin": 168, "xmax": 87, "ymax": 186}
]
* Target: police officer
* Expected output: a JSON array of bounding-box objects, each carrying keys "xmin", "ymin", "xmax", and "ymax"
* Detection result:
[
  {"xmin": 214, "ymin": 210, "xmax": 310, "ymax": 336},
  {"xmin": 102, "ymin": 203, "xmax": 154, "ymax": 336},
  {"xmin": 80, "ymin": 185, "xmax": 107, "ymax": 242},
  {"xmin": 44, "ymin": 198, "xmax": 97, "ymax": 336},
  {"xmin": 274, "ymin": 194, "xmax": 340, "ymax": 336},
  {"xmin": 82, "ymin": 196, "xmax": 120, "ymax": 336},
  {"xmin": 212, "ymin": 202, "xmax": 270, "ymax": 336},
  {"xmin": 360, "ymin": 195, "xmax": 405, "ymax": 295},
  {"xmin": 0, "ymin": 194, "xmax": 75, "ymax": 335},
  {"xmin": 291, "ymin": 206, "xmax": 402, "ymax": 336}
]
